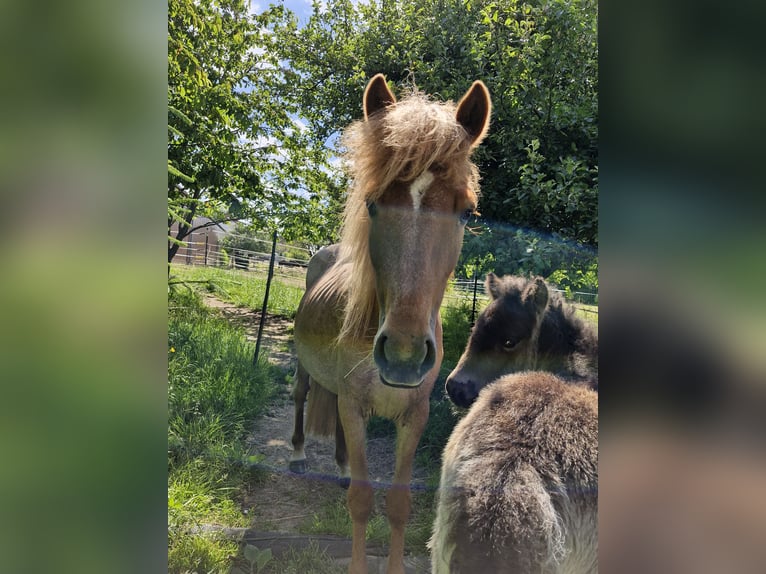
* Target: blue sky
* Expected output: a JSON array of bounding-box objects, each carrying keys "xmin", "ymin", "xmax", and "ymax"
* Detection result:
[{"xmin": 249, "ymin": 0, "xmax": 320, "ymax": 23}]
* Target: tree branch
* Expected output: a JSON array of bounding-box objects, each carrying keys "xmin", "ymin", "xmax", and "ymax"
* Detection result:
[{"xmin": 185, "ymin": 216, "xmax": 243, "ymax": 235}]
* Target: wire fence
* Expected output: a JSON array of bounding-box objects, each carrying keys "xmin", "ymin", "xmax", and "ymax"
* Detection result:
[
  {"xmin": 446, "ymin": 278, "xmax": 597, "ymax": 315},
  {"xmin": 173, "ymin": 237, "xmax": 597, "ymax": 322},
  {"xmin": 176, "ymin": 238, "xmax": 312, "ymax": 271}
]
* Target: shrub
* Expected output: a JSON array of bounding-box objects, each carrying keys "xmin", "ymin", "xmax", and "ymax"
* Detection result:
[{"xmin": 458, "ymin": 223, "xmax": 598, "ymax": 292}]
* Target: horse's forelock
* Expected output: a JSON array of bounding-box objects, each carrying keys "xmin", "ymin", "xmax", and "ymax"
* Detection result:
[{"xmin": 342, "ymin": 93, "xmax": 477, "ymax": 201}]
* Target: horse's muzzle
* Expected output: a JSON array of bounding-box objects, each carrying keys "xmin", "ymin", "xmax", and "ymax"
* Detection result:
[{"xmin": 373, "ymin": 331, "xmax": 436, "ymax": 388}]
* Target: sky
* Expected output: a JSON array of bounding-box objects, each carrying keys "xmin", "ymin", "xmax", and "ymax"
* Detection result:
[{"xmin": 249, "ymin": 0, "xmax": 322, "ymax": 23}]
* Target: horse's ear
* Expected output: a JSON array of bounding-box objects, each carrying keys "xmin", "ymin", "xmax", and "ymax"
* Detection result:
[
  {"xmin": 456, "ymin": 80, "xmax": 491, "ymax": 147},
  {"xmin": 364, "ymin": 74, "xmax": 396, "ymax": 120},
  {"xmin": 485, "ymin": 272, "xmax": 501, "ymax": 300},
  {"xmin": 525, "ymin": 277, "xmax": 549, "ymax": 313}
]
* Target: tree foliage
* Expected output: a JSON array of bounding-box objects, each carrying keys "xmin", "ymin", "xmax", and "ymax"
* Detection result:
[
  {"xmin": 168, "ymin": 0, "xmax": 597, "ymax": 275},
  {"xmin": 167, "ymin": 0, "xmax": 344, "ymax": 263},
  {"xmin": 267, "ymin": 0, "xmax": 598, "ymax": 246}
]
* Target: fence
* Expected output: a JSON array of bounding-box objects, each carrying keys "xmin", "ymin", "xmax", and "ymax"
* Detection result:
[
  {"xmin": 174, "ymin": 237, "xmax": 598, "ymax": 323},
  {"xmin": 178, "ymin": 237, "xmax": 312, "ymax": 271},
  {"xmin": 447, "ymin": 278, "xmax": 598, "ymax": 321}
]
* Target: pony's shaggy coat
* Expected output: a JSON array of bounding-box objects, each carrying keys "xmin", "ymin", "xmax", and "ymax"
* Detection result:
[{"xmin": 431, "ymin": 372, "xmax": 598, "ymax": 573}]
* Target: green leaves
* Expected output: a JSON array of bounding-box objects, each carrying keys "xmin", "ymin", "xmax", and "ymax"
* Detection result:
[
  {"xmin": 168, "ymin": 0, "xmax": 342, "ymax": 261},
  {"xmin": 266, "ymin": 0, "xmax": 597, "ymax": 245},
  {"xmin": 168, "ymin": 161, "xmax": 194, "ymax": 183},
  {"xmin": 168, "ymin": 0, "xmax": 597, "ymax": 262}
]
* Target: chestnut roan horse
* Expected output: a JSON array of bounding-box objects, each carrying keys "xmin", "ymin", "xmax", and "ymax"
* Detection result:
[{"xmin": 291, "ymin": 74, "xmax": 491, "ymax": 574}]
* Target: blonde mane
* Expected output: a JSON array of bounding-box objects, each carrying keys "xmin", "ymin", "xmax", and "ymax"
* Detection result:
[{"xmin": 336, "ymin": 92, "xmax": 481, "ymax": 342}]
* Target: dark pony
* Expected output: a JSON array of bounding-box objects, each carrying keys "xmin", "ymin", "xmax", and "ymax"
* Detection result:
[{"xmin": 446, "ymin": 273, "xmax": 597, "ymax": 407}]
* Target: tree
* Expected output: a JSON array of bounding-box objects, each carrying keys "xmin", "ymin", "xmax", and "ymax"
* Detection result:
[
  {"xmin": 268, "ymin": 0, "xmax": 598, "ymax": 246},
  {"xmin": 167, "ymin": 0, "xmax": 344, "ymax": 263}
]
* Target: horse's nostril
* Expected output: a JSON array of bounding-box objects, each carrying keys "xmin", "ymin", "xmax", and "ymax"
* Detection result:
[
  {"xmin": 424, "ymin": 338, "xmax": 435, "ymax": 362},
  {"xmin": 373, "ymin": 329, "xmax": 437, "ymax": 386},
  {"xmin": 374, "ymin": 334, "xmax": 389, "ymax": 366}
]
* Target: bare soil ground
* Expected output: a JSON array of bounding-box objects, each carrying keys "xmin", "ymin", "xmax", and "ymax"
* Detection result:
[{"xmin": 202, "ymin": 295, "xmax": 432, "ymax": 573}]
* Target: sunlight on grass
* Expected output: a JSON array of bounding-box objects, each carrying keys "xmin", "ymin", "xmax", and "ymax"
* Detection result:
[
  {"xmin": 170, "ymin": 264, "xmax": 304, "ymax": 318},
  {"xmin": 299, "ymin": 498, "xmax": 390, "ymax": 546}
]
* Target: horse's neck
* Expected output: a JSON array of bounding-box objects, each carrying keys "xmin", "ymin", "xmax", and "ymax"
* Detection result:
[{"xmin": 302, "ymin": 260, "xmax": 377, "ymax": 344}]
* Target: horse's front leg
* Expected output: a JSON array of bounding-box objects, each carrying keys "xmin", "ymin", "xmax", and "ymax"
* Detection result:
[
  {"xmin": 338, "ymin": 395, "xmax": 373, "ymax": 574},
  {"xmin": 386, "ymin": 399, "xmax": 430, "ymax": 574},
  {"xmin": 335, "ymin": 411, "xmax": 351, "ymax": 487}
]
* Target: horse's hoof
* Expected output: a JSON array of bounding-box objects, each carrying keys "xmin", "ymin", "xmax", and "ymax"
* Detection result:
[
  {"xmin": 288, "ymin": 460, "xmax": 307, "ymax": 474},
  {"xmin": 338, "ymin": 476, "xmax": 351, "ymax": 489}
]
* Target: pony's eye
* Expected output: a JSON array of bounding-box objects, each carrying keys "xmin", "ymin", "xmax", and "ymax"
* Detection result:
[
  {"xmin": 459, "ymin": 209, "xmax": 473, "ymax": 224},
  {"xmin": 367, "ymin": 201, "xmax": 377, "ymax": 217},
  {"xmin": 503, "ymin": 340, "xmax": 517, "ymax": 351}
]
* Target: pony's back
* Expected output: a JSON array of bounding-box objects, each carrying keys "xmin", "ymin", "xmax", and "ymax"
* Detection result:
[{"xmin": 431, "ymin": 371, "xmax": 598, "ymax": 573}]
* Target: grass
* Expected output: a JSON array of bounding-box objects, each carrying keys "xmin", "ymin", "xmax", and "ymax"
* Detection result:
[
  {"xmin": 168, "ymin": 288, "xmax": 278, "ymax": 573},
  {"xmin": 260, "ymin": 541, "xmax": 345, "ymax": 574},
  {"xmin": 297, "ymin": 486, "xmax": 437, "ymax": 554},
  {"xmin": 574, "ymin": 303, "xmax": 599, "ymax": 326},
  {"xmin": 170, "ymin": 263, "xmax": 305, "ymax": 318},
  {"xmin": 167, "ymin": 263, "xmax": 597, "ymax": 567},
  {"xmin": 168, "ymin": 460, "xmax": 247, "ymax": 574},
  {"xmin": 299, "ymin": 498, "xmax": 390, "ymax": 546}
]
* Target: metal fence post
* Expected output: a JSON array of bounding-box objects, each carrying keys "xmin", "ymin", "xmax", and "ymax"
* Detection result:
[
  {"xmin": 471, "ymin": 272, "xmax": 479, "ymax": 326},
  {"xmin": 254, "ymin": 229, "xmax": 278, "ymax": 365}
]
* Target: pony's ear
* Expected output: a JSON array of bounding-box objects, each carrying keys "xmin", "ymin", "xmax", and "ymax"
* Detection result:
[
  {"xmin": 456, "ymin": 81, "xmax": 491, "ymax": 147},
  {"xmin": 363, "ymin": 74, "xmax": 396, "ymax": 120},
  {"xmin": 485, "ymin": 272, "xmax": 502, "ymax": 300},
  {"xmin": 525, "ymin": 277, "xmax": 549, "ymax": 313}
]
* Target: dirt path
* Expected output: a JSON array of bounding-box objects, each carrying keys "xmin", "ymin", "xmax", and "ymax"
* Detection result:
[{"xmin": 202, "ymin": 296, "xmax": 432, "ymax": 573}]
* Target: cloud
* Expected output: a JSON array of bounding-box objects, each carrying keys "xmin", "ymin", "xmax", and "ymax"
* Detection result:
[{"xmin": 248, "ymin": 0, "xmax": 263, "ymax": 17}]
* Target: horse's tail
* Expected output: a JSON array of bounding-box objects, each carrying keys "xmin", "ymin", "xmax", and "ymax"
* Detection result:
[{"xmin": 305, "ymin": 381, "xmax": 337, "ymax": 438}]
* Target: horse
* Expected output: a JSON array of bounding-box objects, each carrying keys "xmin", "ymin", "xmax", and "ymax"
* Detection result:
[
  {"xmin": 289, "ymin": 243, "xmax": 339, "ymax": 476},
  {"xmin": 430, "ymin": 371, "xmax": 598, "ymax": 573},
  {"xmin": 290, "ymin": 74, "xmax": 491, "ymax": 574},
  {"xmin": 446, "ymin": 273, "xmax": 598, "ymax": 408}
]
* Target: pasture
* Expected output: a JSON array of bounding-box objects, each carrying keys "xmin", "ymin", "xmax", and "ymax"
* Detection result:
[{"xmin": 168, "ymin": 261, "xmax": 597, "ymax": 573}]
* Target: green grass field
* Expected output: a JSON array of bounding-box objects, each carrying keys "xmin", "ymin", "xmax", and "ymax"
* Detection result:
[
  {"xmin": 167, "ymin": 263, "xmax": 598, "ymax": 571},
  {"xmin": 168, "ymin": 288, "xmax": 278, "ymax": 573},
  {"xmin": 170, "ymin": 263, "xmax": 305, "ymax": 318}
]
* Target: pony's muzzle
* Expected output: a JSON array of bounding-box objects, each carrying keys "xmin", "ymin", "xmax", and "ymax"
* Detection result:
[
  {"xmin": 373, "ymin": 330, "xmax": 436, "ymax": 388},
  {"xmin": 445, "ymin": 375, "xmax": 480, "ymax": 408}
]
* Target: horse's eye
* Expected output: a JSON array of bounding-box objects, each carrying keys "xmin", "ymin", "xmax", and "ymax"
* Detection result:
[
  {"xmin": 503, "ymin": 340, "xmax": 517, "ymax": 351},
  {"xmin": 459, "ymin": 209, "xmax": 473, "ymax": 224},
  {"xmin": 367, "ymin": 201, "xmax": 377, "ymax": 217}
]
